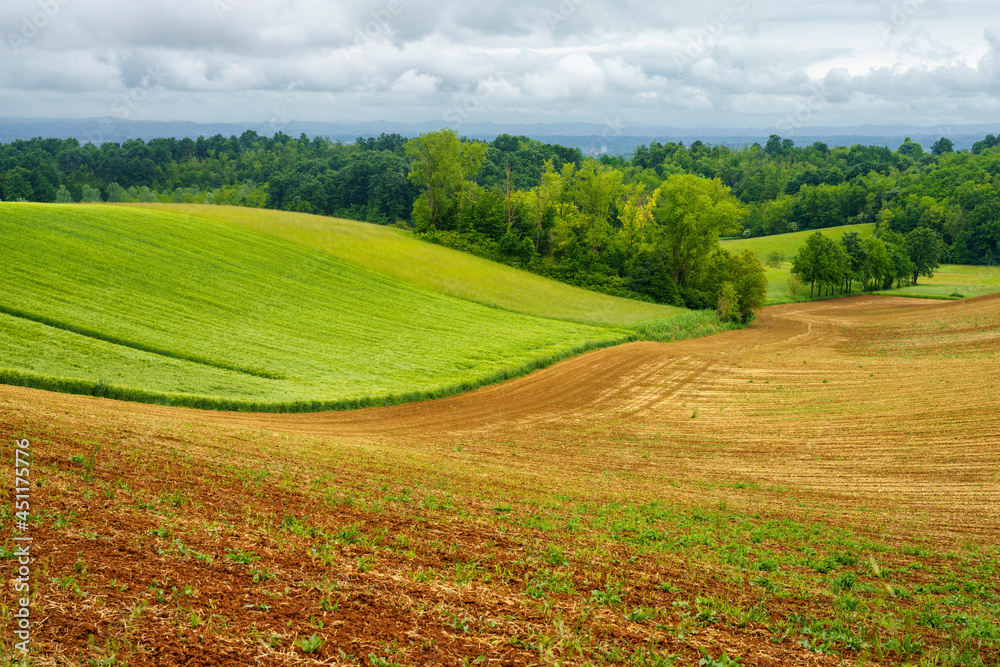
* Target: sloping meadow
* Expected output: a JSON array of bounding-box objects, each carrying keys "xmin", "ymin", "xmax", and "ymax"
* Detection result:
[{"xmin": 0, "ymin": 203, "xmax": 627, "ymax": 411}]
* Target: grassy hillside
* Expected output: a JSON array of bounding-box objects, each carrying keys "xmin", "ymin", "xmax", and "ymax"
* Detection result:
[
  {"xmin": 722, "ymin": 224, "xmax": 1000, "ymax": 304},
  {"xmin": 0, "ymin": 203, "xmax": 628, "ymax": 410},
  {"xmin": 721, "ymin": 223, "xmax": 876, "ymax": 260},
  {"xmin": 130, "ymin": 203, "xmax": 683, "ymax": 328}
]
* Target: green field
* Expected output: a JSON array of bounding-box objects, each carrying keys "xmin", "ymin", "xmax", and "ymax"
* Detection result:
[
  {"xmin": 723, "ymin": 224, "xmax": 1000, "ymax": 304},
  {"xmin": 721, "ymin": 223, "xmax": 876, "ymax": 261},
  {"xmin": 0, "ymin": 203, "xmax": 633, "ymax": 410},
  {"xmin": 131, "ymin": 203, "xmax": 683, "ymax": 328},
  {"xmin": 754, "ymin": 263, "xmax": 1000, "ymax": 304}
]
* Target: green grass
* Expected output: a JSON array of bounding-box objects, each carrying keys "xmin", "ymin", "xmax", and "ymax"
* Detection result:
[
  {"xmin": 724, "ymin": 225, "xmax": 1000, "ymax": 304},
  {"xmin": 632, "ymin": 310, "xmax": 742, "ymax": 342},
  {"xmin": 0, "ymin": 203, "xmax": 630, "ymax": 410},
  {"xmin": 758, "ymin": 264, "xmax": 1000, "ymax": 305},
  {"xmin": 131, "ymin": 203, "xmax": 683, "ymax": 328},
  {"xmin": 721, "ymin": 223, "xmax": 875, "ymax": 262}
]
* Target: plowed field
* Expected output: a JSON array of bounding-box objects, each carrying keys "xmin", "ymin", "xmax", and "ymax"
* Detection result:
[{"xmin": 3, "ymin": 295, "xmax": 999, "ymax": 665}]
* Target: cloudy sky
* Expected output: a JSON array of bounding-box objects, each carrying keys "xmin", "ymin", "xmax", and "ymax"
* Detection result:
[{"xmin": 2, "ymin": 0, "xmax": 999, "ymax": 130}]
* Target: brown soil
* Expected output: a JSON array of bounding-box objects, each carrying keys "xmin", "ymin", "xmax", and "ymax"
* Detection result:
[{"xmin": 2, "ymin": 294, "xmax": 999, "ymax": 665}]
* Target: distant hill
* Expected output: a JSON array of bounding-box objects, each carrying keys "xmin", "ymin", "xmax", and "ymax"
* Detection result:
[{"xmin": 1, "ymin": 117, "xmax": 995, "ymax": 154}]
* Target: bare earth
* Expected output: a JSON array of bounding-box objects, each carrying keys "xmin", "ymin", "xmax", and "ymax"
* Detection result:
[{"xmin": 2, "ymin": 294, "xmax": 998, "ymax": 665}]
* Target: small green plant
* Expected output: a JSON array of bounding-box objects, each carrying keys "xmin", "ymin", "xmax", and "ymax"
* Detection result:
[
  {"xmin": 225, "ymin": 549, "xmax": 261, "ymax": 565},
  {"xmin": 295, "ymin": 633, "xmax": 323, "ymax": 654},
  {"xmin": 543, "ymin": 546, "xmax": 569, "ymax": 567},
  {"xmin": 69, "ymin": 446, "xmax": 99, "ymax": 482},
  {"xmin": 336, "ymin": 523, "xmax": 362, "ymax": 545},
  {"xmin": 658, "ymin": 581, "xmax": 681, "ymax": 593},
  {"xmin": 625, "ymin": 607, "xmax": 657, "ymax": 624},
  {"xmin": 589, "ymin": 581, "xmax": 623, "ymax": 607},
  {"xmin": 698, "ymin": 648, "xmax": 742, "ymax": 666},
  {"xmin": 831, "ymin": 571, "xmax": 857, "ymax": 593},
  {"xmin": 160, "ymin": 490, "xmax": 188, "ymax": 508},
  {"xmin": 441, "ymin": 611, "xmax": 471, "ymax": 634}
]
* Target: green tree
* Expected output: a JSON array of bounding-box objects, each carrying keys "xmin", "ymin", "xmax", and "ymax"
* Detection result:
[
  {"xmin": 405, "ymin": 129, "xmax": 487, "ymax": 229},
  {"xmin": 717, "ymin": 282, "xmax": 739, "ymax": 323},
  {"xmin": 724, "ymin": 250, "xmax": 768, "ymax": 321},
  {"xmin": 80, "ymin": 184, "xmax": 102, "ymax": 202},
  {"xmin": 647, "ymin": 174, "xmax": 746, "ymax": 287},
  {"xmin": 1, "ymin": 167, "xmax": 35, "ymax": 201},
  {"xmin": 790, "ymin": 231, "xmax": 827, "ymax": 298},
  {"xmin": 572, "ymin": 160, "xmax": 623, "ymax": 260},
  {"xmin": 106, "ymin": 182, "xmax": 127, "ymax": 202},
  {"xmin": 54, "ymin": 184, "xmax": 73, "ymax": 203},
  {"xmin": 530, "ymin": 160, "xmax": 562, "ymax": 252},
  {"xmin": 905, "ymin": 226, "xmax": 944, "ymax": 284},
  {"xmin": 931, "ymin": 137, "xmax": 954, "ymax": 155},
  {"xmin": 618, "ymin": 182, "xmax": 657, "ymax": 267},
  {"xmin": 764, "ymin": 250, "xmax": 785, "ymax": 268},
  {"xmin": 862, "ymin": 236, "xmax": 893, "ymax": 291}
]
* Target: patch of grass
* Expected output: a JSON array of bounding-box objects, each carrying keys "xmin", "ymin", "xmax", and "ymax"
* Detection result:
[
  {"xmin": 633, "ymin": 310, "xmax": 742, "ymax": 342},
  {"xmin": 0, "ymin": 203, "xmax": 631, "ymax": 410},
  {"xmin": 721, "ymin": 224, "xmax": 875, "ymax": 260},
  {"xmin": 135, "ymin": 203, "xmax": 682, "ymax": 328}
]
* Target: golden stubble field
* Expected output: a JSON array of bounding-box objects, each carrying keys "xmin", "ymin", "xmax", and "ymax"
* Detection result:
[{"xmin": 2, "ymin": 294, "xmax": 998, "ymax": 666}]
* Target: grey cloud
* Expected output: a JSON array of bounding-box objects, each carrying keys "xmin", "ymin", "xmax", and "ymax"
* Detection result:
[{"xmin": 2, "ymin": 0, "xmax": 1000, "ymax": 128}]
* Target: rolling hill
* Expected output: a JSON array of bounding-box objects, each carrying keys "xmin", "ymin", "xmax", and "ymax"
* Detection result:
[
  {"xmin": 129, "ymin": 203, "xmax": 683, "ymax": 328},
  {"xmin": 0, "ymin": 203, "xmax": 640, "ymax": 410},
  {"xmin": 720, "ymin": 223, "xmax": 876, "ymax": 259}
]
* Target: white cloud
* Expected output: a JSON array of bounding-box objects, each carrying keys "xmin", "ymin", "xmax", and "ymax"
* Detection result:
[
  {"xmin": 1, "ymin": 0, "xmax": 999, "ymax": 127},
  {"xmin": 390, "ymin": 69, "xmax": 440, "ymax": 97}
]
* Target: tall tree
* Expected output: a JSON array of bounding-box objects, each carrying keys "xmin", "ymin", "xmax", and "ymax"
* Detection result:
[
  {"xmin": 530, "ymin": 160, "xmax": 562, "ymax": 253},
  {"xmin": 905, "ymin": 227, "xmax": 943, "ymax": 285},
  {"xmin": 405, "ymin": 129, "xmax": 487, "ymax": 229},
  {"xmin": 618, "ymin": 182, "xmax": 658, "ymax": 267},
  {"xmin": 791, "ymin": 232, "xmax": 828, "ymax": 298},
  {"xmin": 648, "ymin": 174, "xmax": 746, "ymax": 287}
]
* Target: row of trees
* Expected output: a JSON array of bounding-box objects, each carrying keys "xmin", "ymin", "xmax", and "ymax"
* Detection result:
[
  {"xmin": 1, "ymin": 128, "xmax": 997, "ymax": 313},
  {"xmin": 0, "ymin": 131, "xmax": 583, "ymax": 226},
  {"xmin": 790, "ymin": 227, "xmax": 944, "ymax": 298},
  {"xmin": 404, "ymin": 129, "xmax": 767, "ymax": 321},
  {"xmin": 3, "ymin": 129, "xmax": 999, "ymax": 266}
]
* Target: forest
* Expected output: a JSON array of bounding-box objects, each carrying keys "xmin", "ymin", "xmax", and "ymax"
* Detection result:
[{"xmin": 2, "ymin": 128, "xmax": 997, "ymax": 311}]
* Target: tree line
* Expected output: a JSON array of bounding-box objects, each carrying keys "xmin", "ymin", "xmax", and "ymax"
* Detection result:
[
  {"xmin": 788, "ymin": 227, "xmax": 943, "ymax": 299},
  {"xmin": 1, "ymin": 127, "xmax": 997, "ymax": 312}
]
